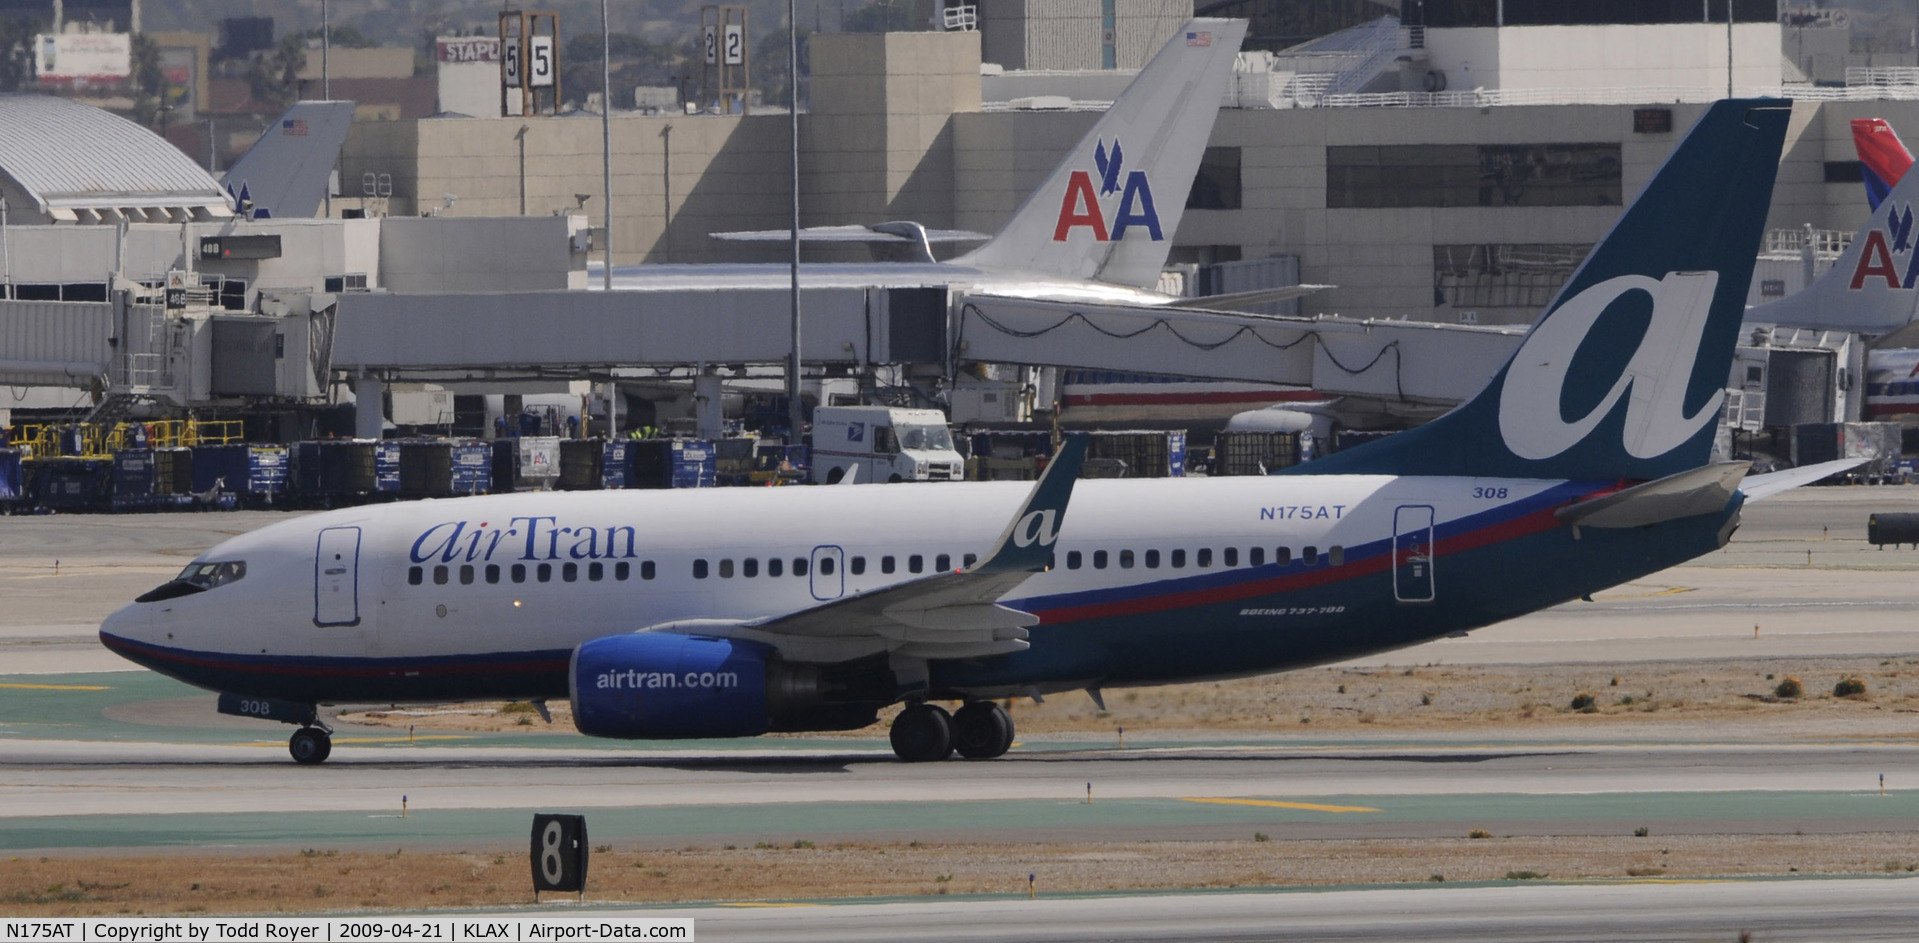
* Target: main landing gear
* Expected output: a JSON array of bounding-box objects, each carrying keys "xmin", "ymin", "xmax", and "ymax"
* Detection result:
[
  {"xmin": 889, "ymin": 701, "xmax": 1013, "ymax": 762},
  {"xmin": 288, "ymin": 724, "xmax": 333, "ymax": 765}
]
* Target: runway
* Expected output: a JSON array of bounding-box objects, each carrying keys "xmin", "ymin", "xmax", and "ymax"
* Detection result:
[{"xmin": 653, "ymin": 877, "xmax": 1919, "ymax": 942}]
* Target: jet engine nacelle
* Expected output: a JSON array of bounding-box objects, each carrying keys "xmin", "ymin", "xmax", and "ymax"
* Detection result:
[{"xmin": 570, "ymin": 633, "xmax": 773, "ymax": 739}]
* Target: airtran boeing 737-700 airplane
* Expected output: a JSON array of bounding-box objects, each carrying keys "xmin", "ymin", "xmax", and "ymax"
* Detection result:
[{"xmin": 100, "ymin": 98, "xmax": 1854, "ymax": 764}]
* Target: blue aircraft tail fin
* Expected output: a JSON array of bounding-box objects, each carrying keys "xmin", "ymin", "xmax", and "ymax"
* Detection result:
[{"xmin": 1294, "ymin": 99, "xmax": 1791, "ymax": 482}]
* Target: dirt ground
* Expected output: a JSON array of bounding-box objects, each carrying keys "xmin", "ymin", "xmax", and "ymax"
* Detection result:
[
  {"xmin": 8, "ymin": 833, "xmax": 1919, "ymax": 917},
  {"xmin": 15, "ymin": 655, "xmax": 1919, "ymax": 917},
  {"xmin": 342, "ymin": 654, "xmax": 1919, "ymax": 742}
]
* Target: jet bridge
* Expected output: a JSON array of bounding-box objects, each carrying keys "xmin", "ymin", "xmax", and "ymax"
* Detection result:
[{"xmin": 954, "ymin": 295, "xmax": 1525, "ymax": 405}]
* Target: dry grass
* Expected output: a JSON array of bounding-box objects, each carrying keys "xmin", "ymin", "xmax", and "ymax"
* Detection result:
[
  {"xmin": 342, "ymin": 656, "xmax": 1919, "ymax": 740},
  {"xmin": 6, "ymin": 834, "xmax": 1919, "ymax": 917}
]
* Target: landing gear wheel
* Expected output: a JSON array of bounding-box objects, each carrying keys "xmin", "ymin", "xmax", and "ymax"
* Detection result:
[
  {"xmin": 952, "ymin": 701, "xmax": 1015, "ymax": 759},
  {"xmin": 889, "ymin": 703, "xmax": 954, "ymax": 762},
  {"xmin": 289, "ymin": 727, "xmax": 332, "ymax": 765}
]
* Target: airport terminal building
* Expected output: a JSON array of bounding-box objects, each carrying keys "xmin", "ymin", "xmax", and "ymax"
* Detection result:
[{"xmin": 340, "ymin": 1, "xmax": 1902, "ymax": 327}]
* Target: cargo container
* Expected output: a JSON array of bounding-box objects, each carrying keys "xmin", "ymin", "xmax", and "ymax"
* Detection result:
[
  {"xmin": 631, "ymin": 439, "xmax": 716, "ymax": 488},
  {"xmin": 1213, "ymin": 430, "xmax": 1301, "ymax": 475},
  {"xmin": 450, "ymin": 441, "xmax": 491, "ymax": 494},
  {"xmin": 398, "ymin": 441, "xmax": 455, "ymax": 497},
  {"xmin": 1792, "ymin": 422, "xmax": 1903, "ymax": 478},
  {"xmin": 558, "ymin": 438, "xmax": 604, "ymax": 491},
  {"xmin": 374, "ymin": 441, "xmax": 402, "ymax": 494},
  {"xmin": 191, "ymin": 445, "xmax": 288, "ymax": 503},
  {"xmin": 0, "ymin": 448, "xmax": 21, "ymax": 506},
  {"xmin": 293, "ymin": 441, "xmax": 379, "ymax": 502},
  {"xmin": 1085, "ymin": 430, "xmax": 1186, "ymax": 478},
  {"xmin": 601, "ymin": 439, "xmax": 634, "ymax": 489},
  {"xmin": 490, "ymin": 439, "xmax": 519, "ymax": 493},
  {"xmin": 26, "ymin": 458, "xmax": 111, "ymax": 511}
]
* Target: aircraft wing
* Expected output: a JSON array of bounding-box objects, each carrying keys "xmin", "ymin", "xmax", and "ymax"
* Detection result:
[
  {"xmin": 738, "ymin": 436, "xmax": 1087, "ymax": 661},
  {"xmin": 1741, "ymin": 458, "xmax": 1870, "ymax": 501}
]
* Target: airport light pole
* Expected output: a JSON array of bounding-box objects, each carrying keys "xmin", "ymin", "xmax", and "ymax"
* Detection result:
[
  {"xmin": 787, "ymin": 0, "xmax": 803, "ymax": 442},
  {"xmin": 322, "ymin": 0, "xmax": 330, "ymax": 99},
  {"xmin": 601, "ymin": 0, "xmax": 613, "ymax": 291}
]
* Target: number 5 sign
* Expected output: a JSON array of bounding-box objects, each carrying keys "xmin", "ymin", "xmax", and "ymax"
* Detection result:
[
  {"xmin": 530, "ymin": 813, "xmax": 589, "ymax": 896},
  {"xmin": 529, "ymin": 34, "xmax": 555, "ymax": 88}
]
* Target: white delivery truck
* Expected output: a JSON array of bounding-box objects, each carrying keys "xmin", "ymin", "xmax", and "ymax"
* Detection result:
[{"xmin": 810, "ymin": 406, "xmax": 965, "ymax": 483}]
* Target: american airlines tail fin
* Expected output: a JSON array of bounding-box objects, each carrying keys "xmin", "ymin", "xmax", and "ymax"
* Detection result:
[
  {"xmin": 1854, "ymin": 118, "xmax": 1913, "ymax": 211},
  {"xmin": 1745, "ymin": 118, "xmax": 1919, "ymax": 334},
  {"xmin": 954, "ymin": 18, "xmax": 1247, "ymax": 289},
  {"xmin": 221, "ymin": 101, "xmax": 357, "ymax": 219},
  {"xmin": 1295, "ymin": 99, "xmax": 1790, "ymax": 482}
]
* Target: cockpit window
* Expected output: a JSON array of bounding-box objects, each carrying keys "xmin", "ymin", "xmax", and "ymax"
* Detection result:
[
  {"xmin": 177, "ymin": 561, "xmax": 247, "ymax": 589},
  {"xmin": 135, "ymin": 561, "xmax": 246, "ymax": 603}
]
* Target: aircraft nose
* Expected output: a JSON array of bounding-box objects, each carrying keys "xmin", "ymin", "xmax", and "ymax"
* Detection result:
[{"xmin": 98, "ymin": 602, "xmax": 152, "ymax": 650}]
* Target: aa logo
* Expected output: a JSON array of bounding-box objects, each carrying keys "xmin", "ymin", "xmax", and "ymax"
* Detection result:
[{"xmin": 1052, "ymin": 138, "xmax": 1162, "ymax": 243}]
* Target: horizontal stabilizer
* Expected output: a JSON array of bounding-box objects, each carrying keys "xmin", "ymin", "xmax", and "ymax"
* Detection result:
[
  {"xmin": 1741, "ymin": 458, "xmax": 1870, "ymax": 501},
  {"xmin": 1180, "ymin": 284, "xmax": 1335, "ymax": 311},
  {"xmin": 710, "ymin": 224, "xmax": 989, "ymax": 244},
  {"xmin": 1555, "ymin": 462, "xmax": 1748, "ymax": 530}
]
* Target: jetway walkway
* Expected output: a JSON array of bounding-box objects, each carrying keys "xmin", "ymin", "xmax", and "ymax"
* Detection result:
[
  {"xmin": 328, "ymin": 287, "xmax": 1527, "ymax": 408},
  {"xmin": 955, "ymin": 295, "xmax": 1523, "ymax": 405}
]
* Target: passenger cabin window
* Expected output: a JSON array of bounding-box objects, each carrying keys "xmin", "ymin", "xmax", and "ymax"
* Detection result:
[
  {"xmin": 909, "ymin": 555, "xmax": 924, "ymax": 574},
  {"xmin": 743, "ymin": 558, "xmax": 759, "ymax": 578},
  {"xmin": 512, "ymin": 563, "xmax": 527, "ymax": 583},
  {"xmin": 881, "ymin": 556, "xmax": 896, "ymax": 574},
  {"xmin": 1276, "ymin": 547, "xmax": 1291, "ymax": 566},
  {"xmin": 1119, "ymin": 550, "xmax": 1135, "ymax": 569},
  {"xmin": 1145, "ymin": 549, "xmax": 1160, "ymax": 569},
  {"xmin": 1329, "ymin": 546, "xmax": 1345, "ymax": 566},
  {"xmin": 768, "ymin": 558, "xmax": 782, "ymax": 577},
  {"xmin": 1170, "ymin": 549, "xmax": 1186, "ymax": 568},
  {"xmin": 1302, "ymin": 546, "xmax": 1318, "ymax": 567},
  {"xmin": 719, "ymin": 559, "xmax": 734, "ymax": 578},
  {"xmin": 433, "ymin": 565, "xmax": 449, "ymax": 585},
  {"xmin": 615, "ymin": 562, "xmax": 630, "ymax": 580},
  {"xmin": 485, "ymin": 564, "xmax": 501, "ymax": 584},
  {"xmin": 935, "ymin": 554, "xmax": 951, "ymax": 572},
  {"xmin": 851, "ymin": 556, "xmax": 866, "ymax": 575},
  {"xmin": 963, "ymin": 553, "xmax": 978, "ymax": 568},
  {"xmin": 1222, "ymin": 548, "xmax": 1236, "ymax": 567},
  {"xmin": 1094, "ymin": 550, "xmax": 1109, "ymax": 569},
  {"xmin": 642, "ymin": 561, "xmax": 655, "ymax": 580},
  {"xmin": 537, "ymin": 563, "xmax": 553, "ymax": 582},
  {"xmin": 794, "ymin": 558, "xmax": 810, "ymax": 577},
  {"xmin": 820, "ymin": 556, "xmax": 836, "ymax": 576},
  {"xmin": 693, "ymin": 559, "xmax": 709, "ymax": 579},
  {"xmin": 589, "ymin": 562, "xmax": 604, "ymax": 581},
  {"xmin": 459, "ymin": 565, "xmax": 474, "ymax": 585},
  {"xmin": 1248, "ymin": 547, "xmax": 1262, "ymax": 567},
  {"xmin": 562, "ymin": 562, "xmax": 578, "ymax": 582},
  {"xmin": 1067, "ymin": 551, "xmax": 1082, "ymax": 570},
  {"xmin": 407, "ymin": 566, "xmax": 423, "ymax": 586},
  {"xmin": 1198, "ymin": 548, "xmax": 1213, "ymax": 568}
]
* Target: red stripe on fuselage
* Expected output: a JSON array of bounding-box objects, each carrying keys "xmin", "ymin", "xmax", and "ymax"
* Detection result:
[{"xmin": 1031, "ymin": 498, "xmax": 1574, "ymax": 625}]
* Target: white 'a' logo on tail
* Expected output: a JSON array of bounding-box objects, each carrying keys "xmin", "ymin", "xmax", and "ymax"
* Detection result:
[
  {"xmin": 1012, "ymin": 509, "xmax": 1061, "ymax": 548},
  {"xmin": 1498, "ymin": 272, "xmax": 1723, "ymax": 461}
]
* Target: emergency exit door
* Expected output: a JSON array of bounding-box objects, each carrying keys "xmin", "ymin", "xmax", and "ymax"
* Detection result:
[
  {"xmin": 314, "ymin": 526, "xmax": 362, "ymax": 626},
  {"xmin": 1392, "ymin": 506, "xmax": 1435, "ymax": 604},
  {"xmin": 810, "ymin": 545, "xmax": 844, "ymax": 601}
]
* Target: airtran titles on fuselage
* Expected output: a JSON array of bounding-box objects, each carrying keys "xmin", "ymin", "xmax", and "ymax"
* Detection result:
[{"xmin": 409, "ymin": 516, "xmax": 640, "ymax": 565}]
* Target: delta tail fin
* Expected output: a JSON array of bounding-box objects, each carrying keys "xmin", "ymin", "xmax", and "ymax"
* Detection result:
[
  {"xmin": 953, "ymin": 19, "xmax": 1246, "ymax": 289},
  {"xmin": 1745, "ymin": 117, "xmax": 1919, "ymax": 334},
  {"xmin": 1293, "ymin": 99, "xmax": 1791, "ymax": 482},
  {"xmin": 1854, "ymin": 118, "xmax": 1913, "ymax": 212}
]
